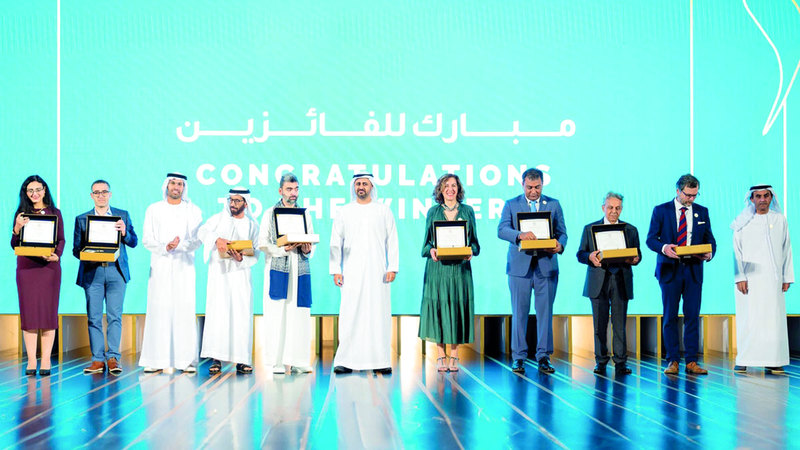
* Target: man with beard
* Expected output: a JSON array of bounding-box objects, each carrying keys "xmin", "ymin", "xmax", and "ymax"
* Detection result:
[
  {"xmin": 139, "ymin": 173, "xmax": 203, "ymax": 373},
  {"xmin": 731, "ymin": 185, "xmax": 794, "ymax": 373},
  {"xmin": 329, "ymin": 173, "xmax": 399, "ymax": 374},
  {"xmin": 199, "ymin": 187, "xmax": 260, "ymax": 374},
  {"xmin": 259, "ymin": 173, "xmax": 316, "ymax": 374}
]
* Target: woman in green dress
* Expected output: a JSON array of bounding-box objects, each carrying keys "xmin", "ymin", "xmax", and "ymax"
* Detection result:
[{"xmin": 419, "ymin": 174, "xmax": 480, "ymax": 372}]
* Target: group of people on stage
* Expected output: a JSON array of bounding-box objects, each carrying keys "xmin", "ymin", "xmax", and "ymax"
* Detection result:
[{"xmin": 11, "ymin": 169, "xmax": 794, "ymax": 378}]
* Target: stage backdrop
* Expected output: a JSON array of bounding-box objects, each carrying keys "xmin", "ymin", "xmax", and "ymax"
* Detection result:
[{"xmin": 2, "ymin": 1, "xmax": 799, "ymax": 315}]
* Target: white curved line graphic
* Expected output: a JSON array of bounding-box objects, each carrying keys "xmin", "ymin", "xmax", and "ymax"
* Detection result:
[{"xmin": 743, "ymin": 0, "xmax": 800, "ymax": 135}]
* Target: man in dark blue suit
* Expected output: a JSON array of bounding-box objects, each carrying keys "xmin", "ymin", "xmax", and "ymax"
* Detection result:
[
  {"xmin": 577, "ymin": 192, "xmax": 640, "ymax": 375},
  {"xmin": 498, "ymin": 168, "xmax": 567, "ymax": 374},
  {"xmin": 646, "ymin": 174, "xmax": 715, "ymax": 375},
  {"xmin": 72, "ymin": 180, "xmax": 137, "ymax": 375}
]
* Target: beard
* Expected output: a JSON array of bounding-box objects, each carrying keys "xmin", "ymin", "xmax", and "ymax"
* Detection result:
[{"xmin": 229, "ymin": 205, "xmax": 245, "ymax": 216}]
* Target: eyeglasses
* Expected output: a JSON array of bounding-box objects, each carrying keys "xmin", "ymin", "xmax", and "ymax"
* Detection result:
[
  {"xmin": 229, "ymin": 199, "xmax": 245, "ymax": 205},
  {"xmin": 26, "ymin": 187, "xmax": 45, "ymax": 195},
  {"xmin": 92, "ymin": 190, "xmax": 110, "ymax": 196},
  {"xmin": 680, "ymin": 190, "xmax": 699, "ymax": 199}
]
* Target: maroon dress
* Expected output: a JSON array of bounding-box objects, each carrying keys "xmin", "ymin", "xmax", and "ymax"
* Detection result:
[{"xmin": 11, "ymin": 206, "xmax": 65, "ymax": 330}]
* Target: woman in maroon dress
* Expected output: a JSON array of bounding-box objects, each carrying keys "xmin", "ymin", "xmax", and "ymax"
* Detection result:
[{"xmin": 11, "ymin": 175, "xmax": 64, "ymax": 376}]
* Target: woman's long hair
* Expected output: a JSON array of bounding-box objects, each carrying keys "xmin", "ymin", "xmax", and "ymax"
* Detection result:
[{"xmin": 15, "ymin": 175, "xmax": 54, "ymax": 218}]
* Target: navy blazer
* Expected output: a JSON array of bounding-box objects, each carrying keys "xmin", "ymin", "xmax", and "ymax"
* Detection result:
[
  {"xmin": 645, "ymin": 200, "xmax": 716, "ymax": 283},
  {"xmin": 72, "ymin": 207, "xmax": 138, "ymax": 288},
  {"xmin": 576, "ymin": 219, "xmax": 641, "ymax": 299},
  {"xmin": 497, "ymin": 194, "xmax": 567, "ymax": 277}
]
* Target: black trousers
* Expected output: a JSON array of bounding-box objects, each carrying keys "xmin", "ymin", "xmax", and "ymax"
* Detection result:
[{"xmin": 590, "ymin": 271, "xmax": 629, "ymax": 365}]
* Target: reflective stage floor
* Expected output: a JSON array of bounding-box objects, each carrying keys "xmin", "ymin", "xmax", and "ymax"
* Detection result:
[{"xmin": 1, "ymin": 347, "xmax": 798, "ymax": 449}]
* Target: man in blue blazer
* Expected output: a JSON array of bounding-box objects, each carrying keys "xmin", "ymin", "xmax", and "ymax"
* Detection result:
[
  {"xmin": 646, "ymin": 174, "xmax": 715, "ymax": 375},
  {"xmin": 72, "ymin": 180, "xmax": 138, "ymax": 375},
  {"xmin": 576, "ymin": 192, "xmax": 640, "ymax": 375},
  {"xmin": 498, "ymin": 168, "xmax": 567, "ymax": 374}
]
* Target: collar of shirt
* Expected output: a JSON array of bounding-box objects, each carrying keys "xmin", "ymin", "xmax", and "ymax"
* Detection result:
[
  {"xmin": 673, "ymin": 197, "xmax": 692, "ymax": 214},
  {"xmin": 94, "ymin": 208, "xmax": 113, "ymax": 216},
  {"xmin": 603, "ymin": 217, "xmax": 618, "ymax": 225},
  {"xmin": 528, "ymin": 199, "xmax": 539, "ymax": 210}
]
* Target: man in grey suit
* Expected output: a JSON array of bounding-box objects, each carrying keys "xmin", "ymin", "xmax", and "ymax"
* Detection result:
[
  {"xmin": 576, "ymin": 192, "xmax": 640, "ymax": 375},
  {"xmin": 498, "ymin": 168, "xmax": 567, "ymax": 374}
]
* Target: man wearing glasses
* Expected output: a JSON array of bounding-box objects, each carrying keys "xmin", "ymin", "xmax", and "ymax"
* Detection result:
[
  {"xmin": 73, "ymin": 179, "xmax": 138, "ymax": 375},
  {"xmin": 646, "ymin": 174, "xmax": 716, "ymax": 375}
]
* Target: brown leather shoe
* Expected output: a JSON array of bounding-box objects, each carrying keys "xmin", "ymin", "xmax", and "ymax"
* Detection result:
[
  {"xmin": 685, "ymin": 361, "xmax": 708, "ymax": 375},
  {"xmin": 107, "ymin": 358, "xmax": 122, "ymax": 375},
  {"xmin": 664, "ymin": 361, "xmax": 679, "ymax": 375},
  {"xmin": 84, "ymin": 360, "xmax": 106, "ymax": 374}
]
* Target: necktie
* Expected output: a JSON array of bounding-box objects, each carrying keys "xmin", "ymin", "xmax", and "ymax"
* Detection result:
[
  {"xmin": 530, "ymin": 201, "xmax": 537, "ymax": 212},
  {"xmin": 677, "ymin": 207, "xmax": 687, "ymax": 246}
]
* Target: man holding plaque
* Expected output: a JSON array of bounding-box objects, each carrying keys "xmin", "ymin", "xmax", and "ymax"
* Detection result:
[
  {"xmin": 731, "ymin": 185, "xmax": 793, "ymax": 373},
  {"xmin": 329, "ymin": 173, "xmax": 399, "ymax": 374},
  {"xmin": 198, "ymin": 187, "xmax": 260, "ymax": 374},
  {"xmin": 646, "ymin": 174, "xmax": 716, "ymax": 375},
  {"xmin": 498, "ymin": 168, "xmax": 567, "ymax": 375},
  {"xmin": 576, "ymin": 192, "xmax": 640, "ymax": 375},
  {"xmin": 258, "ymin": 173, "xmax": 315, "ymax": 374},
  {"xmin": 72, "ymin": 179, "xmax": 138, "ymax": 375},
  {"xmin": 139, "ymin": 173, "xmax": 203, "ymax": 373}
]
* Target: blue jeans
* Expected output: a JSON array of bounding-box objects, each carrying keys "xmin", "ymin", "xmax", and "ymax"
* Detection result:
[{"xmin": 84, "ymin": 265, "xmax": 126, "ymax": 361}]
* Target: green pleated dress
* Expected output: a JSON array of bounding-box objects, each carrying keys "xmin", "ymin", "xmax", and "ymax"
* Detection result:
[{"xmin": 418, "ymin": 203, "xmax": 480, "ymax": 344}]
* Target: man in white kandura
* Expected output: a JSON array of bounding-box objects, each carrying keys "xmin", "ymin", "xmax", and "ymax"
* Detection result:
[
  {"xmin": 199, "ymin": 187, "xmax": 260, "ymax": 375},
  {"xmin": 259, "ymin": 173, "xmax": 315, "ymax": 374},
  {"xmin": 329, "ymin": 173, "xmax": 399, "ymax": 374},
  {"xmin": 731, "ymin": 184, "xmax": 794, "ymax": 374},
  {"xmin": 139, "ymin": 173, "xmax": 203, "ymax": 373}
]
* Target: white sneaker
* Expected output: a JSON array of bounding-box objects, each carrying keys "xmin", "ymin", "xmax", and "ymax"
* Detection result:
[
  {"xmin": 143, "ymin": 367, "xmax": 161, "ymax": 373},
  {"xmin": 291, "ymin": 366, "xmax": 313, "ymax": 373},
  {"xmin": 183, "ymin": 366, "xmax": 197, "ymax": 373},
  {"xmin": 271, "ymin": 365, "xmax": 286, "ymax": 374}
]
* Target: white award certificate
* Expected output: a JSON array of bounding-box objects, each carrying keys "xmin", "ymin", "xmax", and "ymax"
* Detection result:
[
  {"xmin": 88, "ymin": 221, "xmax": 119, "ymax": 244},
  {"xmin": 276, "ymin": 213, "xmax": 306, "ymax": 234},
  {"xmin": 519, "ymin": 218, "xmax": 551, "ymax": 239},
  {"xmin": 436, "ymin": 226, "xmax": 466, "ymax": 248},
  {"xmin": 595, "ymin": 230, "xmax": 627, "ymax": 251},
  {"xmin": 22, "ymin": 220, "xmax": 56, "ymax": 244}
]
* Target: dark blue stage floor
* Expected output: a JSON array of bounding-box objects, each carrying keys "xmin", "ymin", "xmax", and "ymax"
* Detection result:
[{"xmin": 0, "ymin": 347, "xmax": 798, "ymax": 449}]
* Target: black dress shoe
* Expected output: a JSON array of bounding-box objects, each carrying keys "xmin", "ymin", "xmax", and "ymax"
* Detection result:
[
  {"xmin": 38, "ymin": 369, "xmax": 51, "ymax": 377},
  {"xmin": 593, "ymin": 363, "xmax": 607, "ymax": 374},
  {"xmin": 25, "ymin": 369, "xmax": 36, "ymax": 376},
  {"xmin": 537, "ymin": 357, "xmax": 555, "ymax": 374},
  {"xmin": 333, "ymin": 366, "xmax": 353, "ymax": 374},
  {"xmin": 615, "ymin": 364, "xmax": 632, "ymax": 375},
  {"xmin": 373, "ymin": 367, "xmax": 392, "ymax": 375},
  {"xmin": 733, "ymin": 365, "xmax": 747, "ymax": 373},
  {"xmin": 511, "ymin": 359, "xmax": 525, "ymax": 374}
]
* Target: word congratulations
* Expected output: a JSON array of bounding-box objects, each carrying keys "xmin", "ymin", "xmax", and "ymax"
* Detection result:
[{"xmin": 177, "ymin": 108, "xmax": 576, "ymax": 145}]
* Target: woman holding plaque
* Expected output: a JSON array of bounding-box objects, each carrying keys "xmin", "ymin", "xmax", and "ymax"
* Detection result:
[
  {"xmin": 419, "ymin": 174, "xmax": 480, "ymax": 372},
  {"xmin": 10, "ymin": 175, "xmax": 65, "ymax": 376}
]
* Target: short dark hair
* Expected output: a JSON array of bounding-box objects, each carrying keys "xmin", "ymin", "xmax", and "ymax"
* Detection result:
[
  {"xmin": 279, "ymin": 172, "xmax": 299, "ymax": 189},
  {"xmin": 522, "ymin": 168, "xmax": 543, "ymax": 183},
  {"xmin": 91, "ymin": 179, "xmax": 110, "ymax": 190},
  {"xmin": 676, "ymin": 174, "xmax": 699, "ymax": 190},
  {"xmin": 432, "ymin": 174, "xmax": 465, "ymax": 204}
]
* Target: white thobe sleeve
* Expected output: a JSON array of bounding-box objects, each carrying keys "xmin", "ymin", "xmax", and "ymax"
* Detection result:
[
  {"xmin": 257, "ymin": 209, "xmax": 290, "ymax": 258},
  {"xmin": 329, "ymin": 211, "xmax": 344, "ymax": 275},
  {"xmin": 782, "ymin": 218, "xmax": 794, "ymax": 284},
  {"xmin": 733, "ymin": 228, "xmax": 747, "ymax": 283},
  {"xmin": 142, "ymin": 205, "xmax": 169, "ymax": 257},
  {"xmin": 176, "ymin": 204, "xmax": 203, "ymax": 253},
  {"xmin": 385, "ymin": 208, "xmax": 399, "ymax": 273},
  {"xmin": 197, "ymin": 214, "xmax": 220, "ymax": 262}
]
